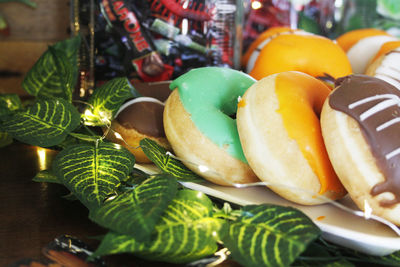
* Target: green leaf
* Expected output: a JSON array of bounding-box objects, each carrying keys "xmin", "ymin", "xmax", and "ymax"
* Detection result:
[
  {"xmin": 52, "ymin": 141, "xmax": 135, "ymax": 210},
  {"xmin": 53, "ymin": 35, "xmax": 81, "ymax": 86},
  {"xmin": 84, "ymin": 77, "xmax": 135, "ymax": 126},
  {"xmin": 33, "ymin": 169, "xmax": 61, "ymax": 184},
  {"xmin": 69, "ymin": 132, "xmax": 103, "ymax": 143},
  {"xmin": 377, "ymin": 0, "xmax": 400, "ymax": 20},
  {"xmin": 0, "ymin": 98, "xmax": 80, "ymax": 147},
  {"xmin": 0, "ymin": 131, "xmax": 12, "ymax": 147},
  {"xmin": 304, "ymin": 238, "xmax": 400, "ymax": 266},
  {"xmin": 89, "ymin": 174, "xmax": 178, "ymax": 240},
  {"xmin": 221, "ymin": 204, "xmax": 320, "ymax": 267},
  {"xmin": 140, "ymin": 138, "xmax": 202, "ymax": 182},
  {"xmin": 293, "ymin": 240, "xmax": 355, "ymax": 267},
  {"xmin": 0, "ymin": 94, "xmax": 22, "ymax": 116},
  {"xmin": 22, "ymin": 37, "xmax": 80, "ymax": 101},
  {"xmin": 91, "ymin": 189, "xmax": 223, "ymax": 263}
]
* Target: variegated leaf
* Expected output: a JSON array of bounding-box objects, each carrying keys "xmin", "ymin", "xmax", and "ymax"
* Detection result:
[
  {"xmin": 53, "ymin": 34, "xmax": 80, "ymax": 85},
  {"xmin": 140, "ymin": 138, "xmax": 202, "ymax": 182},
  {"xmin": 69, "ymin": 132, "xmax": 103, "ymax": 143},
  {"xmin": 0, "ymin": 131, "xmax": 12, "ymax": 147},
  {"xmin": 53, "ymin": 141, "xmax": 135, "ymax": 209},
  {"xmin": 33, "ymin": 170, "xmax": 61, "ymax": 184},
  {"xmin": 221, "ymin": 204, "xmax": 320, "ymax": 267},
  {"xmin": 0, "ymin": 93, "xmax": 22, "ymax": 116},
  {"xmin": 22, "ymin": 37, "xmax": 79, "ymax": 101},
  {"xmin": 89, "ymin": 174, "xmax": 178, "ymax": 240},
  {"xmin": 0, "ymin": 94, "xmax": 22, "ymax": 147},
  {"xmin": 91, "ymin": 189, "xmax": 223, "ymax": 263},
  {"xmin": 0, "ymin": 98, "xmax": 80, "ymax": 147},
  {"xmin": 84, "ymin": 77, "xmax": 135, "ymax": 126}
]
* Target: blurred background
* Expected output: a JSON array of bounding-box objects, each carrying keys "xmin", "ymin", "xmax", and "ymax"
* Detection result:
[{"xmin": 1, "ymin": 0, "xmax": 399, "ymax": 97}]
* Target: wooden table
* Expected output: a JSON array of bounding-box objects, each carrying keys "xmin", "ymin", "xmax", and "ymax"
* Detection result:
[
  {"xmin": 0, "ymin": 142, "xmax": 173, "ymax": 266},
  {"xmin": 0, "ymin": 142, "xmax": 100, "ymax": 265},
  {"xmin": 0, "ymin": 142, "xmax": 238, "ymax": 267}
]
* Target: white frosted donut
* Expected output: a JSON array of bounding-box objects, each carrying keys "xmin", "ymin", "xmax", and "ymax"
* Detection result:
[
  {"xmin": 321, "ymin": 74, "xmax": 400, "ymax": 225},
  {"xmin": 236, "ymin": 71, "xmax": 346, "ymax": 205}
]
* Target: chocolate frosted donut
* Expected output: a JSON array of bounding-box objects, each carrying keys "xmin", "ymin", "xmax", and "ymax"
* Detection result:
[
  {"xmin": 321, "ymin": 74, "xmax": 400, "ymax": 225},
  {"xmin": 106, "ymin": 97, "xmax": 170, "ymax": 163},
  {"xmin": 131, "ymin": 79, "xmax": 172, "ymax": 102}
]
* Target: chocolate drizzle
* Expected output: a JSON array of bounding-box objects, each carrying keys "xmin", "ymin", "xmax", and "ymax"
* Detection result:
[
  {"xmin": 116, "ymin": 98, "xmax": 165, "ymax": 137},
  {"xmin": 329, "ymin": 74, "xmax": 400, "ymax": 206}
]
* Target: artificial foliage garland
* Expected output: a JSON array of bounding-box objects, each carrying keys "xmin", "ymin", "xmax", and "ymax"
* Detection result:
[{"xmin": 1, "ymin": 36, "xmax": 400, "ymax": 267}]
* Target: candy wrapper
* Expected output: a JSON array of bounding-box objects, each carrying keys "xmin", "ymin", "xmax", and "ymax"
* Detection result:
[{"xmin": 94, "ymin": 0, "xmax": 243, "ymax": 83}]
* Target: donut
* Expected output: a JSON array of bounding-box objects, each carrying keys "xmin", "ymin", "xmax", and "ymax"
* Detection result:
[
  {"xmin": 336, "ymin": 28, "xmax": 398, "ymax": 74},
  {"xmin": 242, "ymin": 26, "xmax": 295, "ymax": 71},
  {"xmin": 365, "ymin": 41, "xmax": 400, "ymax": 89},
  {"xmin": 242, "ymin": 27, "xmax": 352, "ymax": 81},
  {"xmin": 106, "ymin": 97, "xmax": 170, "ymax": 163},
  {"xmin": 163, "ymin": 67, "xmax": 259, "ymax": 185},
  {"xmin": 236, "ymin": 71, "xmax": 346, "ymax": 205},
  {"xmin": 321, "ymin": 74, "xmax": 400, "ymax": 225}
]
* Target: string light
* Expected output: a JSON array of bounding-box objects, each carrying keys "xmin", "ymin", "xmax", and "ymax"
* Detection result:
[
  {"xmin": 251, "ymin": 0, "xmax": 262, "ymax": 10},
  {"xmin": 364, "ymin": 199, "xmax": 373, "ymax": 219},
  {"xmin": 36, "ymin": 147, "xmax": 48, "ymax": 170},
  {"xmin": 208, "ymin": 248, "xmax": 230, "ymax": 267}
]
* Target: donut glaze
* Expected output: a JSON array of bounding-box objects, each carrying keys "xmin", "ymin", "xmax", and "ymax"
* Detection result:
[
  {"xmin": 321, "ymin": 74, "xmax": 400, "ymax": 225},
  {"xmin": 164, "ymin": 67, "xmax": 258, "ymax": 185},
  {"xmin": 237, "ymin": 71, "xmax": 346, "ymax": 205},
  {"xmin": 117, "ymin": 98, "xmax": 165, "ymax": 137},
  {"xmin": 336, "ymin": 28, "xmax": 390, "ymax": 52},
  {"xmin": 244, "ymin": 28, "xmax": 352, "ymax": 80},
  {"xmin": 106, "ymin": 97, "xmax": 170, "ymax": 163},
  {"xmin": 169, "ymin": 67, "xmax": 255, "ymax": 162}
]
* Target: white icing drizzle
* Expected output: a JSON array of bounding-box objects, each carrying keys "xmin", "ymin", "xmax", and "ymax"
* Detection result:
[
  {"xmin": 348, "ymin": 93, "xmax": 400, "ymax": 160},
  {"xmin": 376, "ymin": 117, "xmax": 400, "ymax": 131},
  {"xmin": 348, "ymin": 94, "xmax": 400, "ymax": 121},
  {"xmin": 386, "ymin": 147, "xmax": 400, "ymax": 160}
]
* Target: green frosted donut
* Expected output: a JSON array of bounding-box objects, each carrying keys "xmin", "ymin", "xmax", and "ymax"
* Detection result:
[{"xmin": 169, "ymin": 67, "xmax": 256, "ymax": 163}]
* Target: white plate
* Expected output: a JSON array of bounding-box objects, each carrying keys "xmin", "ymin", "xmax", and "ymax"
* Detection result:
[
  {"xmin": 181, "ymin": 181, "xmax": 400, "ymax": 257},
  {"xmin": 135, "ymin": 164, "xmax": 400, "ymax": 256}
]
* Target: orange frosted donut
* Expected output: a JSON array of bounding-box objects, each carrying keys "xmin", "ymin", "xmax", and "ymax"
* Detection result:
[
  {"xmin": 336, "ymin": 28, "xmax": 398, "ymax": 74},
  {"xmin": 237, "ymin": 71, "xmax": 346, "ymax": 205},
  {"xmin": 241, "ymin": 26, "xmax": 295, "ymax": 69},
  {"xmin": 243, "ymin": 27, "xmax": 352, "ymax": 81},
  {"xmin": 321, "ymin": 75, "xmax": 400, "ymax": 225}
]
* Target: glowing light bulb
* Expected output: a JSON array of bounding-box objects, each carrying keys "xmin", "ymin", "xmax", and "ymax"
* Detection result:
[
  {"xmin": 251, "ymin": 0, "xmax": 262, "ymax": 9},
  {"xmin": 198, "ymin": 165, "xmax": 209, "ymax": 173},
  {"xmin": 364, "ymin": 200, "xmax": 372, "ymax": 219},
  {"xmin": 114, "ymin": 132, "xmax": 123, "ymax": 140},
  {"xmin": 84, "ymin": 109, "xmax": 94, "ymax": 118},
  {"xmin": 36, "ymin": 147, "xmax": 47, "ymax": 170}
]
